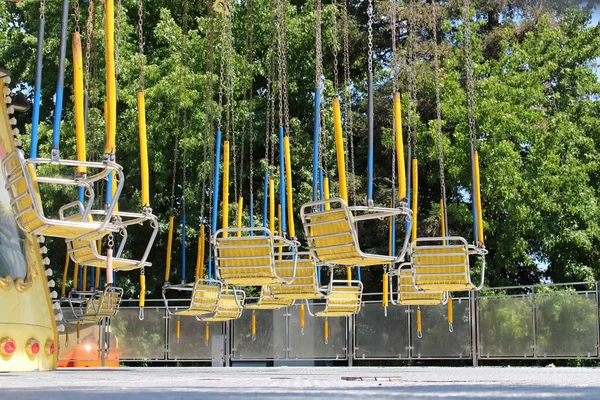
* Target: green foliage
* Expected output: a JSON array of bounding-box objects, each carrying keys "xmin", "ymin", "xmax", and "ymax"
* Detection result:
[{"xmin": 0, "ymin": 0, "xmax": 599, "ymax": 299}]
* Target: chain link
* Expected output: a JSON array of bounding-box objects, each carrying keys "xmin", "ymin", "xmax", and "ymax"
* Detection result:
[
  {"xmin": 431, "ymin": 0, "xmax": 447, "ymax": 213},
  {"xmin": 406, "ymin": 0, "xmax": 418, "ymax": 155},
  {"xmin": 315, "ymin": 0, "xmax": 323, "ymax": 88},
  {"xmin": 84, "ymin": 0, "xmax": 94, "ymax": 94},
  {"xmin": 332, "ymin": 0, "xmax": 339, "ymax": 93},
  {"xmin": 137, "ymin": 0, "xmax": 145, "ymax": 91},
  {"xmin": 182, "ymin": 0, "xmax": 189, "ymax": 214},
  {"xmin": 73, "ymin": 0, "xmax": 81, "ymax": 34},
  {"xmin": 342, "ymin": 0, "xmax": 355, "ymax": 205},
  {"xmin": 201, "ymin": 0, "xmax": 215, "ymax": 219},
  {"xmin": 40, "ymin": 0, "xmax": 45, "ymax": 19},
  {"xmin": 240, "ymin": 0, "xmax": 253, "ymax": 198},
  {"xmin": 217, "ymin": 10, "xmax": 227, "ymax": 132},
  {"xmin": 463, "ymin": 0, "xmax": 477, "ymax": 149},
  {"xmin": 367, "ymin": 0, "xmax": 373, "ymax": 74},
  {"xmin": 390, "ymin": 0, "xmax": 397, "ymax": 201}
]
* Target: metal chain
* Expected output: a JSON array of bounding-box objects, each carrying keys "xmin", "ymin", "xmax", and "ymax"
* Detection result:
[
  {"xmin": 332, "ymin": 0, "xmax": 339, "ymax": 94},
  {"xmin": 115, "ymin": 0, "xmax": 121, "ymax": 80},
  {"xmin": 390, "ymin": 0, "xmax": 397, "ymax": 200},
  {"xmin": 240, "ymin": 0, "xmax": 253, "ymax": 199},
  {"xmin": 73, "ymin": 0, "xmax": 81, "ymax": 34},
  {"xmin": 281, "ymin": 5, "xmax": 290, "ymax": 137},
  {"xmin": 277, "ymin": 0, "xmax": 284, "ymax": 129},
  {"xmin": 201, "ymin": 0, "xmax": 215, "ymax": 219},
  {"xmin": 40, "ymin": 0, "xmax": 45, "ymax": 19},
  {"xmin": 225, "ymin": 2, "xmax": 237, "ymax": 198},
  {"xmin": 315, "ymin": 0, "xmax": 323, "ymax": 88},
  {"xmin": 342, "ymin": 0, "xmax": 356, "ymax": 205},
  {"xmin": 367, "ymin": 0, "xmax": 373, "ymax": 74},
  {"xmin": 406, "ymin": 0, "xmax": 418, "ymax": 155},
  {"xmin": 84, "ymin": 0, "xmax": 94, "ymax": 94},
  {"xmin": 182, "ymin": 0, "xmax": 189, "ymax": 215},
  {"xmin": 431, "ymin": 0, "xmax": 447, "ymax": 214},
  {"xmin": 463, "ymin": 0, "xmax": 477, "ymax": 150},
  {"xmin": 217, "ymin": 10, "xmax": 227, "ymax": 133},
  {"xmin": 137, "ymin": 0, "xmax": 145, "ymax": 91}
]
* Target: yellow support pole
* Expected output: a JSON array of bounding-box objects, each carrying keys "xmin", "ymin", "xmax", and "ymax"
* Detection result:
[
  {"xmin": 195, "ymin": 225, "xmax": 205, "ymax": 281},
  {"xmin": 104, "ymin": 0, "xmax": 117, "ymax": 155},
  {"xmin": 440, "ymin": 198, "xmax": 446, "ymax": 239},
  {"xmin": 112, "ymin": 176, "xmax": 119, "ymax": 212},
  {"xmin": 205, "ymin": 324, "xmax": 210, "ymax": 344},
  {"xmin": 324, "ymin": 318, "xmax": 329, "ymax": 344},
  {"xmin": 139, "ymin": 274, "xmax": 146, "ymax": 308},
  {"xmin": 165, "ymin": 216, "xmax": 175, "ymax": 282},
  {"xmin": 62, "ymin": 246, "xmax": 69, "ymax": 297},
  {"xmin": 417, "ymin": 306, "xmax": 422, "ymax": 338},
  {"xmin": 383, "ymin": 273, "xmax": 389, "ymax": 308},
  {"xmin": 76, "ymin": 322, "xmax": 81, "ymax": 344},
  {"xmin": 269, "ymin": 179, "xmax": 275, "ymax": 234},
  {"xmin": 236, "ymin": 197, "xmax": 244, "ymax": 237},
  {"xmin": 251, "ymin": 311, "xmax": 257, "ymax": 339},
  {"xmin": 300, "ymin": 304, "xmax": 305, "ymax": 331},
  {"xmin": 332, "ymin": 98, "xmax": 348, "ymax": 203},
  {"xmin": 95, "ymin": 242, "xmax": 101, "ymax": 286},
  {"xmin": 277, "ymin": 204, "xmax": 283, "ymax": 260},
  {"xmin": 283, "ymin": 137, "xmax": 295, "ymax": 238},
  {"xmin": 411, "ymin": 159, "xmax": 418, "ymax": 241},
  {"xmin": 176, "ymin": 319, "xmax": 181, "ymax": 341},
  {"xmin": 138, "ymin": 92, "xmax": 150, "ymax": 208},
  {"xmin": 346, "ymin": 266, "xmax": 352, "ymax": 286},
  {"xmin": 65, "ymin": 328, "xmax": 69, "ymax": 344},
  {"xmin": 222, "ymin": 141, "xmax": 230, "ymax": 238},
  {"xmin": 72, "ymin": 263, "xmax": 79, "ymax": 292},
  {"xmin": 323, "ymin": 177, "xmax": 331, "ymax": 211},
  {"xmin": 394, "ymin": 93, "xmax": 406, "ymax": 200},
  {"xmin": 474, "ymin": 151, "xmax": 484, "ymax": 245},
  {"xmin": 448, "ymin": 297, "xmax": 453, "ymax": 326},
  {"xmin": 72, "ymin": 32, "xmax": 87, "ymax": 175},
  {"xmin": 82, "ymin": 266, "xmax": 88, "ymax": 292}
]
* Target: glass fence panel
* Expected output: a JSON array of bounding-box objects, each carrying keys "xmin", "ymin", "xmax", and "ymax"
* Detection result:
[
  {"xmin": 111, "ymin": 307, "xmax": 166, "ymax": 360},
  {"xmin": 57, "ymin": 320, "xmax": 101, "ymax": 366},
  {"xmin": 411, "ymin": 298, "xmax": 470, "ymax": 358},
  {"xmin": 478, "ymin": 295, "xmax": 534, "ymax": 358},
  {"xmin": 288, "ymin": 303, "xmax": 347, "ymax": 359},
  {"xmin": 536, "ymin": 292, "xmax": 599, "ymax": 357},
  {"xmin": 167, "ymin": 314, "xmax": 222, "ymax": 360},
  {"xmin": 232, "ymin": 309, "xmax": 287, "ymax": 360},
  {"xmin": 355, "ymin": 303, "xmax": 409, "ymax": 359}
]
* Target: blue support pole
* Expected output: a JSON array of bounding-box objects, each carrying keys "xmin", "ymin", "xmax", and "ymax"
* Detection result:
[
  {"xmin": 90, "ymin": 267, "xmax": 95, "ymax": 289},
  {"xmin": 249, "ymin": 192, "xmax": 254, "ymax": 235},
  {"xmin": 78, "ymin": 265, "xmax": 83, "ymax": 291},
  {"xmin": 279, "ymin": 126, "xmax": 287, "ymax": 235},
  {"xmin": 105, "ymin": 172, "xmax": 113, "ymax": 205},
  {"xmin": 367, "ymin": 69, "xmax": 374, "ymax": 207},
  {"xmin": 312, "ymin": 88, "xmax": 321, "ymax": 202},
  {"xmin": 181, "ymin": 211, "xmax": 187, "ymax": 284},
  {"xmin": 51, "ymin": 0, "xmax": 70, "ymax": 155},
  {"xmin": 30, "ymin": 16, "xmax": 45, "ymax": 161},
  {"xmin": 210, "ymin": 130, "xmax": 222, "ymax": 280},
  {"xmin": 357, "ymin": 266, "xmax": 361, "ymax": 281},
  {"xmin": 262, "ymin": 169, "xmax": 269, "ymax": 233}
]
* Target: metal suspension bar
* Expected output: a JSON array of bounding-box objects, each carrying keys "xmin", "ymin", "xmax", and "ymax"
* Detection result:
[
  {"xmin": 283, "ymin": 137, "xmax": 295, "ymax": 238},
  {"xmin": 222, "ymin": 140, "xmax": 230, "ymax": 237},
  {"xmin": 73, "ymin": 32, "xmax": 87, "ymax": 175},
  {"xmin": 165, "ymin": 216, "xmax": 174, "ymax": 283},
  {"xmin": 279, "ymin": 126, "xmax": 287, "ymax": 234},
  {"xmin": 51, "ymin": 0, "xmax": 70, "ymax": 158},
  {"xmin": 333, "ymin": 98, "xmax": 348, "ymax": 203},
  {"xmin": 312, "ymin": 88, "xmax": 321, "ymax": 202},
  {"xmin": 250, "ymin": 192, "xmax": 254, "ymax": 234},
  {"xmin": 138, "ymin": 92, "xmax": 150, "ymax": 208},
  {"xmin": 394, "ymin": 93, "xmax": 406, "ymax": 200},
  {"xmin": 31, "ymin": 14, "xmax": 45, "ymax": 161},
  {"xmin": 182, "ymin": 211, "xmax": 187, "ymax": 283},
  {"xmin": 367, "ymin": 69, "xmax": 374, "ymax": 207},
  {"xmin": 411, "ymin": 159, "xmax": 418, "ymax": 241}
]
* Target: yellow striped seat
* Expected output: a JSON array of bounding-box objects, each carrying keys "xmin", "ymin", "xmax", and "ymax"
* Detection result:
[
  {"xmin": 301, "ymin": 198, "xmax": 404, "ymax": 267},
  {"xmin": 1, "ymin": 150, "xmax": 118, "ymax": 240},
  {"xmin": 397, "ymin": 268, "xmax": 446, "ymax": 305},
  {"xmin": 200, "ymin": 288, "xmax": 245, "ymax": 322},
  {"xmin": 68, "ymin": 236, "xmax": 151, "ymax": 271},
  {"xmin": 412, "ymin": 238, "xmax": 472, "ymax": 291},
  {"xmin": 174, "ymin": 283, "xmax": 221, "ymax": 316},
  {"xmin": 269, "ymin": 254, "xmax": 323, "ymax": 300},
  {"xmin": 214, "ymin": 227, "xmax": 297, "ymax": 286},
  {"xmin": 245, "ymin": 287, "xmax": 294, "ymax": 310},
  {"xmin": 314, "ymin": 282, "xmax": 363, "ymax": 318},
  {"xmin": 80, "ymin": 288, "xmax": 123, "ymax": 324}
]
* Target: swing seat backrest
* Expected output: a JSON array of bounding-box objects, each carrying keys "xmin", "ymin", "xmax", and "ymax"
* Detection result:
[
  {"xmin": 315, "ymin": 280, "xmax": 363, "ymax": 318},
  {"xmin": 201, "ymin": 288, "xmax": 245, "ymax": 322},
  {"xmin": 411, "ymin": 237, "xmax": 474, "ymax": 291},
  {"xmin": 175, "ymin": 282, "xmax": 222, "ymax": 316},
  {"xmin": 270, "ymin": 253, "xmax": 323, "ymax": 300},
  {"xmin": 214, "ymin": 227, "xmax": 296, "ymax": 286},
  {"xmin": 81, "ymin": 287, "xmax": 123, "ymax": 323},
  {"xmin": 245, "ymin": 287, "xmax": 294, "ymax": 310},
  {"xmin": 396, "ymin": 266, "xmax": 446, "ymax": 305}
]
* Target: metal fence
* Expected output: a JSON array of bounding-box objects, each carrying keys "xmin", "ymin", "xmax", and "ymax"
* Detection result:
[{"xmin": 57, "ymin": 282, "xmax": 600, "ymax": 366}]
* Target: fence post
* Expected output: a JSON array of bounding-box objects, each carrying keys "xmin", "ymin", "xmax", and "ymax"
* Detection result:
[
  {"xmin": 596, "ymin": 281, "xmax": 599, "ymax": 357},
  {"xmin": 347, "ymin": 314, "xmax": 354, "ymax": 366},
  {"xmin": 471, "ymin": 291, "xmax": 478, "ymax": 367},
  {"xmin": 532, "ymin": 285, "xmax": 537, "ymax": 358}
]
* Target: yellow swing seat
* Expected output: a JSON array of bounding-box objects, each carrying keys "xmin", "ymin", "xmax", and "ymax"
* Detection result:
[
  {"xmin": 245, "ymin": 286, "xmax": 294, "ymax": 310},
  {"xmin": 64, "ymin": 287, "xmax": 124, "ymax": 324},
  {"xmin": 65, "ymin": 209, "xmax": 159, "ymax": 272},
  {"xmin": 213, "ymin": 226, "xmax": 299, "ymax": 286},
  {"xmin": 269, "ymin": 252, "xmax": 323, "ymax": 300},
  {"xmin": 306, "ymin": 278, "xmax": 364, "ymax": 318},
  {"xmin": 1, "ymin": 149, "xmax": 123, "ymax": 240},
  {"xmin": 199, "ymin": 287, "xmax": 246, "ymax": 322},
  {"xmin": 410, "ymin": 236, "xmax": 487, "ymax": 291},
  {"xmin": 300, "ymin": 197, "xmax": 411, "ymax": 267},
  {"xmin": 162, "ymin": 279, "xmax": 223, "ymax": 317},
  {"xmin": 389, "ymin": 264, "xmax": 447, "ymax": 306}
]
